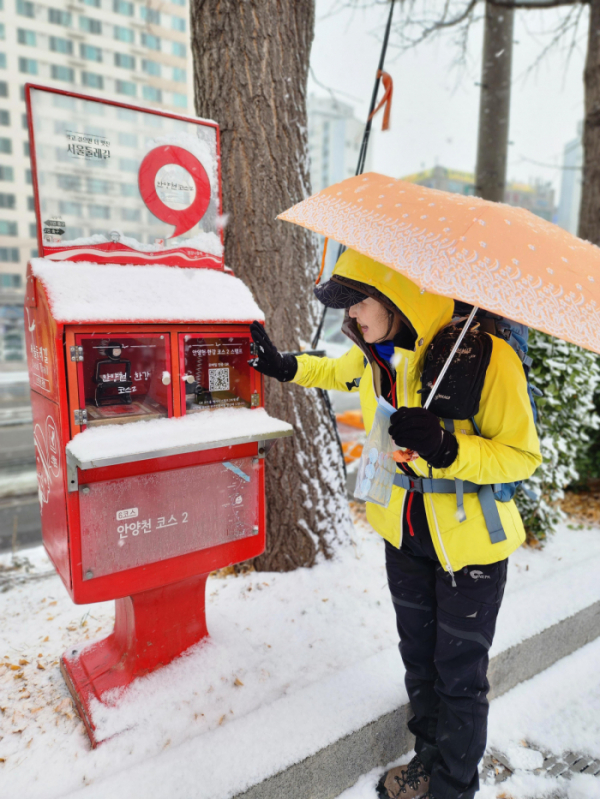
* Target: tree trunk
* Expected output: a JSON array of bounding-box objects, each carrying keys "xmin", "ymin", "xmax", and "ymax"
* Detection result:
[
  {"xmin": 579, "ymin": 0, "xmax": 600, "ymax": 244},
  {"xmin": 190, "ymin": 1, "xmax": 351, "ymax": 571},
  {"xmin": 475, "ymin": 1, "xmax": 514, "ymax": 201}
]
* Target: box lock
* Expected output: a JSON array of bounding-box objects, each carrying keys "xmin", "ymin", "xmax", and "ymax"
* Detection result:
[{"xmin": 251, "ymin": 392, "xmax": 260, "ymax": 407}]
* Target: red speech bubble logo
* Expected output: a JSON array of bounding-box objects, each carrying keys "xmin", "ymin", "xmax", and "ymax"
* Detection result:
[{"xmin": 138, "ymin": 145, "xmax": 211, "ymax": 238}]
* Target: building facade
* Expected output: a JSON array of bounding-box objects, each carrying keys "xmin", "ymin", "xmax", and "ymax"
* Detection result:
[
  {"xmin": 402, "ymin": 165, "xmax": 556, "ymax": 223},
  {"xmin": 0, "ymin": 0, "xmax": 193, "ymax": 361},
  {"xmin": 307, "ymin": 94, "xmax": 370, "ymax": 280},
  {"xmin": 557, "ymin": 122, "xmax": 583, "ymax": 236}
]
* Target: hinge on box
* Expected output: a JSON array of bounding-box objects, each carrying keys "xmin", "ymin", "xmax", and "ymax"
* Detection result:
[
  {"xmin": 250, "ymin": 392, "xmax": 260, "ymax": 407},
  {"xmin": 74, "ymin": 409, "xmax": 87, "ymax": 426},
  {"xmin": 70, "ymin": 346, "xmax": 84, "ymax": 362},
  {"xmin": 250, "ymin": 342, "xmax": 258, "ymax": 356}
]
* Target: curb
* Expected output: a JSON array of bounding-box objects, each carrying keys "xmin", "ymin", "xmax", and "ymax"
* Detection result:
[{"xmin": 234, "ymin": 598, "xmax": 600, "ymax": 799}]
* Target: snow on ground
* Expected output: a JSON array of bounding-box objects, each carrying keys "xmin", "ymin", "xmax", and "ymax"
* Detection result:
[
  {"xmin": 339, "ymin": 636, "xmax": 600, "ymax": 799},
  {"xmin": 1, "ymin": 519, "xmax": 599, "ymax": 799}
]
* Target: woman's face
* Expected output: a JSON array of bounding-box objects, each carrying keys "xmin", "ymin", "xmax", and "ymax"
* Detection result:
[{"xmin": 348, "ymin": 297, "xmax": 400, "ymax": 343}]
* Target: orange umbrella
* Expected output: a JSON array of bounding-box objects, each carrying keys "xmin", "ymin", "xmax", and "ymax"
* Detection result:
[{"xmin": 278, "ymin": 172, "xmax": 600, "ymax": 355}]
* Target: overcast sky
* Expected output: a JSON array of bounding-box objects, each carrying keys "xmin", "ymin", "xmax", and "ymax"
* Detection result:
[{"xmin": 309, "ymin": 0, "xmax": 586, "ymax": 200}]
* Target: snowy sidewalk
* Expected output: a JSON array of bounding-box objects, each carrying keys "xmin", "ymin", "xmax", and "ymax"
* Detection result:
[
  {"xmin": 1, "ymin": 518, "xmax": 599, "ymax": 799},
  {"xmin": 339, "ymin": 636, "xmax": 600, "ymax": 799}
]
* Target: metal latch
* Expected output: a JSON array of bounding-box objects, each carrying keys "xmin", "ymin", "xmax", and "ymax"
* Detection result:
[
  {"xmin": 74, "ymin": 409, "xmax": 88, "ymax": 426},
  {"xmin": 250, "ymin": 392, "xmax": 260, "ymax": 407},
  {"xmin": 70, "ymin": 346, "xmax": 84, "ymax": 362},
  {"xmin": 250, "ymin": 342, "xmax": 258, "ymax": 356}
]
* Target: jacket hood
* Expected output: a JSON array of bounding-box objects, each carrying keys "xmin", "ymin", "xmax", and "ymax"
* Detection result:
[{"xmin": 333, "ymin": 249, "xmax": 454, "ymax": 357}]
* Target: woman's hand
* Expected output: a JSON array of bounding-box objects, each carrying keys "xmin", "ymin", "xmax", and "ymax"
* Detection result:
[
  {"xmin": 389, "ymin": 407, "xmax": 458, "ymax": 469},
  {"xmin": 249, "ymin": 321, "xmax": 298, "ymax": 382}
]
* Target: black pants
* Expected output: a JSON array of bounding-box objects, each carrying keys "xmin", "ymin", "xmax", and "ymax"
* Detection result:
[{"xmin": 385, "ymin": 523, "xmax": 507, "ymax": 799}]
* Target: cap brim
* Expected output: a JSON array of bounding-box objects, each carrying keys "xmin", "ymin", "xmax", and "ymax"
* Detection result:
[{"xmin": 314, "ymin": 280, "xmax": 368, "ymax": 309}]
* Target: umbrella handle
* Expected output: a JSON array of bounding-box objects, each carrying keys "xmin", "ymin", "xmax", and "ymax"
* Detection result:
[{"xmin": 423, "ymin": 305, "xmax": 479, "ymax": 412}]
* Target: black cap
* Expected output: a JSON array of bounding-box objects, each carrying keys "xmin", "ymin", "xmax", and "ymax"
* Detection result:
[{"xmin": 314, "ymin": 278, "xmax": 368, "ymax": 309}]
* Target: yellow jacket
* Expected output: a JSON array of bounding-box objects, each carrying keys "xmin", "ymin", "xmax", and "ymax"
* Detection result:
[{"xmin": 293, "ymin": 250, "xmax": 542, "ymax": 574}]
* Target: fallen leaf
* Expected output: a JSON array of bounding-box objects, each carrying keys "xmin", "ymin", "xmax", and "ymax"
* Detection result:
[
  {"xmin": 218, "ymin": 715, "xmax": 226, "ymax": 726},
  {"xmin": 234, "ymin": 678, "xmax": 244, "ymax": 687},
  {"xmin": 19, "ymin": 659, "xmax": 28, "ymax": 666},
  {"xmin": 322, "ymin": 598, "xmax": 329, "ymax": 603},
  {"xmin": 42, "ymin": 636, "xmax": 49, "ymax": 642},
  {"xmin": 37, "ymin": 663, "xmax": 45, "ymax": 671},
  {"xmin": 48, "ymin": 601, "xmax": 57, "ymax": 606},
  {"xmin": 13, "ymin": 673, "xmax": 24, "ymax": 680},
  {"xmin": 9, "ymin": 665, "xmax": 20, "ymax": 671},
  {"xmin": 0, "ymin": 757, "xmax": 5, "ymax": 762}
]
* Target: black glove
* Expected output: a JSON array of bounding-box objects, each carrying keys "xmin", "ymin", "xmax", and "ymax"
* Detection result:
[
  {"xmin": 389, "ymin": 407, "xmax": 458, "ymax": 469},
  {"xmin": 249, "ymin": 321, "xmax": 298, "ymax": 382}
]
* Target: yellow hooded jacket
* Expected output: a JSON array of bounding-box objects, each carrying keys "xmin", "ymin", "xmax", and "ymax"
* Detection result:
[{"xmin": 293, "ymin": 249, "xmax": 542, "ymax": 574}]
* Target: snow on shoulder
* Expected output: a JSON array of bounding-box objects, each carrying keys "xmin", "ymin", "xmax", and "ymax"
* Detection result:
[
  {"xmin": 66, "ymin": 408, "xmax": 293, "ymax": 467},
  {"xmin": 30, "ymin": 259, "xmax": 264, "ymax": 324}
]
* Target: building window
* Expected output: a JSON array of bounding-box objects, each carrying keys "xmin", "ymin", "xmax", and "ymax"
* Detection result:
[
  {"xmin": 0, "ymin": 166, "xmax": 13, "ymax": 181},
  {"xmin": 87, "ymin": 177, "xmax": 109, "ymax": 193},
  {"xmin": 171, "ymin": 15, "xmax": 186, "ymax": 32},
  {"xmin": 142, "ymin": 59, "xmax": 160, "ymax": 77},
  {"xmin": 0, "ymin": 193, "xmax": 15, "ymax": 209},
  {"xmin": 121, "ymin": 207, "xmax": 139, "ymax": 222},
  {"xmin": 17, "ymin": 0, "xmax": 35, "ymax": 18},
  {"xmin": 119, "ymin": 158, "xmax": 137, "ymax": 172},
  {"xmin": 29, "ymin": 222, "xmax": 36, "ymax": 237},
  {"xmin": 141, "ymin": 33, "xmax": 160, "ymax": 50},
  {"xmin": 114, "ymin": 25, "xmax": 134, "ymax": 43},
  {"xmin": 116, "ymin": 80, "xmax": 136, "ymax": 97},
  {"xmin": 0, "ymin": 110, "xmax": 8, "ymax": 126},
  {"xmin": 171, "ymin": 0, "xmax": 184, "ymax": 5},
  {"xmin": 81, "ymin": 0, "xmax": 100, "ymax": 6},
  {"xmin": 0, "ymin": 23, "xmax": 5, "ymax": 39},
  {"xmin": 0, "ymin": 220, "xmax": 18, "ymax": 235},
  {"xmin": 59, "ymin": 200, "xmax": 80, "ymax": 216},
  {"xmin": 114, "ymin": 52, "xmax": 135, "ymax": 69},
  {"xmin": 25, "ymin": 169, "xmax": 31, "ymax": 184},
  {"xmin": 0, "ymin": 138, "xmax": 11, "ymax": 154},
  {"xmin": 51, "ymin": 65, "xmax": 74, "ymax": 82},
  {"xmin": 49, "ymin": 36, "xmax": 72, "ymax": 54},
  {"xmin": 89, "ymin": 204, "xmax": 109, "ymax": 219},
  {"xmin": 118, "ymin": 132, "xmax": 137, "ymax": 147},
  {"xmin": 57, "ymin": 174, "xmax": 81, "ymax": 190},
  {"xmin": 80, "ymin": 43, "xmax": 102, "ymax": 61},
  {"xmin": 27, "ymin": 196, "xmax": 34, "ymax": 210},
  {"xmin": 120, "ymin": 182, "xmax": 136, "ymax": 196},
  {"xmin": 18, "ymin": 57, "xmax": 37, "ymax": 74},
  {"xmin": 0, "ymin": 249, "xmax": 19, "ymax": 263},
  {"xmin": 17, "ymin": 28, "xmax": 36, "ymax": 45},
  {"xmin": 0, "ymin": 272, "xmax": 22, "ymax": 285},
  {"xmin": 140, "ymin": 6, "xmax": 160, "ymax": 23},
  {"xmin": 142, "ymin": 86, "xmax": 161, "ymax": 103},
  {"xmin": 0, "ymin": 82, "xmax": 7, "ymax": 98},
  {"xmin": 82, "ymin": 71, "xmax": 103, "ymax": 89},
  {"xmin": 23, "ymin": 142, "xmax": 30, "ymax": 156},
  {"xmin": 48, "ymin": 8, "xmax": 71, "ymax": 25},
  {"xmin": 22, "ymin": 113, "xmax": 28, "ymax": 129},
  {"xmin": 173, "ymin": 67, "xmax": 186, "ymax": 82},
  {"xmin": 172, "ymin": 42, "xmax": 186, "ymax": 58},
  {"xmin": 113, "ymin": 0, "xmax": 133, "ymax": 14},
  {"xmin": 0, "ymin": 54, "xmax": 5, "ymax": 69},
  {"xmin": 79, "ymin": 15, "xmax": 101, "ymax": 33},
  {"xmin": 172, "ymin": 93, "xmax": 187, "ymax": 109}
]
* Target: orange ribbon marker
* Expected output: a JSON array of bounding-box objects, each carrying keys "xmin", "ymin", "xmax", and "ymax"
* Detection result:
[
  {"xmin": 368, "ymin": 71, "xmax": 393, "ymax": 131},
  {"xmin": 315, "ymin": 236, "xmax": 329, "ymax": 285}
]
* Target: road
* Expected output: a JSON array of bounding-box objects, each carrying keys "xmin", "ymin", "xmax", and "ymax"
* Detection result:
[
  {"xmin": 0, "ymin": 422, "xmax": 35, "ymax": 471},
  {"xmin": 0, "ymin": 493, "xmax": 42, "ymax": 553}
]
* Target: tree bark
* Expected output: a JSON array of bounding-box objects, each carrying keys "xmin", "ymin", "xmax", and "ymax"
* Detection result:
[
  {"xmin": 190, "ymin": 1, "xmax": 351, "ymax": 571},
  {"xmin": 475, "ymin": 1, "xmax": 515, "ymax": 201},
  {"xmin": 579, "ymin": 0, "xmax": 600, "ymax": 244}
]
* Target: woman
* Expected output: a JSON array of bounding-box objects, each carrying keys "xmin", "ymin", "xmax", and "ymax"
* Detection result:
[{"xmin": 250, "ymin": 248, "xmax": 541, "ymax": 799}]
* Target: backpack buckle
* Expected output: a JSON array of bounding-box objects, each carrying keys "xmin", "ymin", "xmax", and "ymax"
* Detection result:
[{"xmin": 407, "ymin": 477, "xmax": 423, "ymax": 493}]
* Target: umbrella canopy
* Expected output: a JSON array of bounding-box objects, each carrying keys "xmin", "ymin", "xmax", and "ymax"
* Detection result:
[{"xmin": 278, "ymin": 172, "xmax": 600, "ymax": 355}]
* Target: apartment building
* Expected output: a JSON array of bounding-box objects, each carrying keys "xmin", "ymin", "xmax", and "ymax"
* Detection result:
[{"xmin": 0, "ymin": 0, "xmax": 193, "ymax": 361}]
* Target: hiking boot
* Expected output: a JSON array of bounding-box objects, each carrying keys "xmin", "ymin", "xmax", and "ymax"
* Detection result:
[{"xmin": 376, "ymin": 754, "xmax": 431, "ymax": 799}]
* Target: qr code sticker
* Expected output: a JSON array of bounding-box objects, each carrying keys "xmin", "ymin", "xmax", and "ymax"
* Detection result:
[{"xmin": 209, "ymin": 367, "xmax": 230, "ymax": 392}]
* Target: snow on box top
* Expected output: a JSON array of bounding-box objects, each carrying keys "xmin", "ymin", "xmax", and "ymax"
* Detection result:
[
  {"xmin": 30, "ymin": 259, "xmax": 264, "ymax": 323},
  {"xmin": 66, "ymin": 407, "xmax": 293, "ymax": 464}
]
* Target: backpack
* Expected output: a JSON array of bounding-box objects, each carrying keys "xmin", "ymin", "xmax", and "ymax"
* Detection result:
[{"xmin": 422, "ymin": 305, "xmax": 541, "ymax": 503}]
